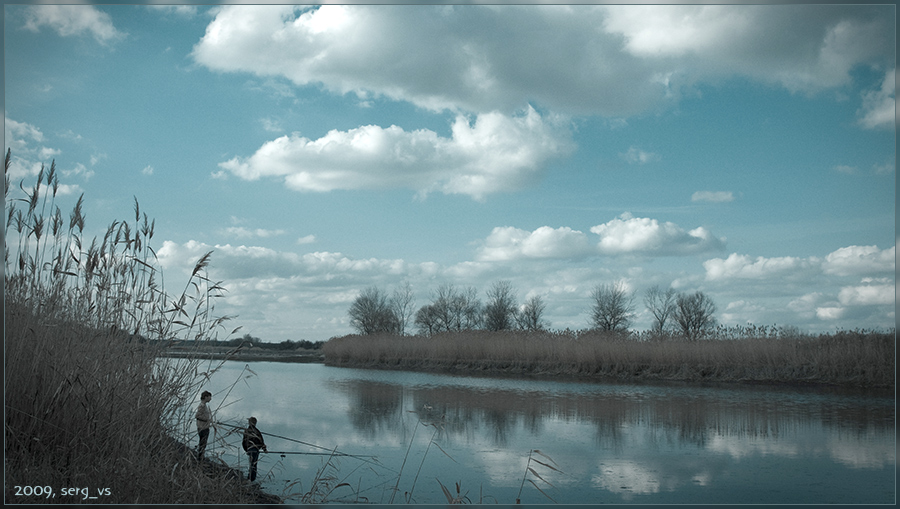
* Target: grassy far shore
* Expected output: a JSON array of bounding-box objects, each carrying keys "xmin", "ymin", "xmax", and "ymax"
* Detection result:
[{"xmin": 322, "ymin": 327, "xmax": 895, "ymax": 390}]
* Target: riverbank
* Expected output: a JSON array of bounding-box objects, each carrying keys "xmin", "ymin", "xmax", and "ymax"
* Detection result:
[
  {"xmin": 4, "ymin": 305, "xmax": 285, "ymax": 504},
  {"xmin": 3, "ymin": 167, "xmax": 288, "ymax": 504},
  {"xmin": 162, "ymin": 345, "xmax": 324, "ymax": 363},
  {"xmin": 322, "ymin": 329, "xmax": 895, "ymax": 390}
]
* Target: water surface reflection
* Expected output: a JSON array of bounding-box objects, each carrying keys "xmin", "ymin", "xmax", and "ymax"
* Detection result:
[{"xmin": 200, "ymin": 363, "xmax": 894, "ymax": 504}]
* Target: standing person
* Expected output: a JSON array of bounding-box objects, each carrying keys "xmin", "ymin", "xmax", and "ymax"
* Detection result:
[
  {"xmin": 195, "ymin": 391, "xmax": 213, "ymax": 460},
  {"xmin": 242, "ymin": 417, "xmax": 268, "ymax": 482}
]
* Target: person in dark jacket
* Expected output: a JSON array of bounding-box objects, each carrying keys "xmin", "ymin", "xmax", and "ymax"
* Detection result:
[{"xmin": 241, "ymin": 417, "xmax": 267, "ymax": 482}]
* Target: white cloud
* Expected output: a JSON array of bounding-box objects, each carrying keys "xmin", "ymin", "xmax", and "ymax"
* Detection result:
[
  {"xmin": 837, "ymin": 282, "xmax": 894, "ymax": 306},
  {"xmin": 5, "ymin": 118, "xmax": 44, "ymax": 150},
  {"xmin": 63, "ymin": 163, "xmax": 95, "ymax": 180},
  {"xmin": 23, "ymin": 5, "xmax": 123, "ymax": 44},
  {"xmin": 591, "ymin": 212, "xmax": 725, "ymax": 256},
  {"xmin": 218, "ymin": 107, "xmax": 574, "ymax": 200},
  {"xmin": 621, "ymin": 146, "xmax": 660, "ymax": 165},
  {"xmin": 192, "ymin": 5, "xmax": 893, "ymax": 118},
  {"xmin": 691, "ymin": 191, "xmax": 734, "ymax": 203},
  {"xmin": 222, "ymin": 227, "xmax": 286, "ymax": 239},
  {"xmin": 4, "ymin": 118, "xmax": 55, "ymax": 180},
  {"xmin": 148, "ymin": 5, "xmax": 198, "ymax": 19},
  {"xmin": 141, "ymin": 165, "xmax": 154, "ymax": 176},
  {"xmin": 296, "ymin": 235, "xmax": 316, "ymax": 245},
  {"xmin": 822, "ymin": 245, "xmax": 895, "ymax": 276},
  {"xmin": 477, "ymin": 226, "xmax": 591, "ymax": 261},
  {"xmin": 260, "ymin": 117, "xmax": 283, "ymax": 133},
  {"xmin": 601, "ymin": 5, "xmax": 892, "ymax": 94},
  {"xmin": 816, "ymin": 306, "xmax": 846, "ymax": 321},
  {"xmin": 704, "ymin": 253, "xmax": 819, "ymax": 281},
  {"xmin": 857, "ymin": 69, "xmax": 895, "ymax": 131},
  {"xmin": 720, "ymin": 299, "xmax": 767, "ymax": 324},
  {"xmin": 833, "ymin": 165, "xmax": 857, "ymax": 174},
  {"xmin": 476, "ymin": 214, "xmax": 726, "ymax": 261},
  {"xmin": 788, "ymin": 292, "xmax": 825, "ymax": 316}
]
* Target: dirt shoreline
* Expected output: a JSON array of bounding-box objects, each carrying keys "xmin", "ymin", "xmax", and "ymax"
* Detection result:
[{"xmin": 164, "ymin": 435, "xmax": 283, "ymax": 504}]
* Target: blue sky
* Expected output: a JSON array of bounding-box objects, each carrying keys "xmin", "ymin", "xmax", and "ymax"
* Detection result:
[{"xmin": 5, "ymin": 4, "xmax": 895, "ymax": 342}]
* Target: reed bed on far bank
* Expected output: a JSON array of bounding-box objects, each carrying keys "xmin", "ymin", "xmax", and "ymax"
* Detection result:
[
  {"xmin": 4, "ymin": 154, "xmax": 267, "ymax": 504},
  {"xmin": 323, "ymin": 327, "xmax": 895, "ymax": 389}
]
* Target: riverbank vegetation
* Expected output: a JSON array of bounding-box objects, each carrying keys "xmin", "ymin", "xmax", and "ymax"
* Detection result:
[
  {"xmin": 4, "ymin": 153, "xmax": 275, "ymax": 503},
  {"xmin": 323, "ymin": 326, "xmax": 895, "ymax": 389}
]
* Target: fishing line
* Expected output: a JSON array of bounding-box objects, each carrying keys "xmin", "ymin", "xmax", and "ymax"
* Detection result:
[{"xmin": 213, "ymin": 420, "xmax": 394, "ymax": 472}]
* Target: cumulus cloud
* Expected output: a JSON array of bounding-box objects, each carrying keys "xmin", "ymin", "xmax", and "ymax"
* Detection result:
[
  {"xmin": 822, "ymin": 245, "xmax": 895, "ymax": 276},
  {"xmin": 837, "ymin": 280, "xmax": 894, "ymax": 306},
  {"xmin": 691, "ymin": 191, "xmax": 734, "ymax": 203},
  {"xmin": 591, "ymin": 212, "xmax": 725, "ymax": 256},
  {"xmin": 601, "ymin": 5, "xmax": 892, "ymax": 94},
  {"xmin": 477, "ymin": 214, "xmax": 726, "ymax": 260},
  {"xmin": 23, "ymin": 5, "xmax": 123, "ymax": 44},
  {"xmin": 704, "ymin": 253, "xmax": 819, "ymax": 281},
  {"xmin": 192, "ymin": 5, "xmax": 892, "ymax": 117},
  {"xmin": 218, "ymin": 106, "xmax": 573, "ymax": 200},
  {"xmin": 477, "ymin": 226, "xmax": 591, "ymax": 261}
]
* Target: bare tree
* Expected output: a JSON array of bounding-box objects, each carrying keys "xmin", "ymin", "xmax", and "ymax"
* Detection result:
[
  {"xmin": 643, "ymin": 285, "xmax": 677, "ymax": 333},
  {"xmin": 590, "ymin": 281, "xmax": 634, "ymax": 332},
  {"xmin": 431, "ymin": 284, "xmax": 482, "ymax": 332},
  {"xmin": 458, "ymin": 286, "xmax": 483, "ymax": 330},
  {"xmin": 484, "ymin": 280, "xmax": 518, "ymax": 331},
  {"xmin": 390, "ymin": 281, "xmax": 416, "ymax": 336},
  {"xmin": 516, "ymin": 295, "xmax": 548, "ymax": 331},
  {"xmin": 414, "ymin": 304, "xmax": 439, "ymax": 336},
  {"xmin": 348, "ymin": 286, "xmax": 399, "ymax": 335},
  {"xmin": 673, "ymin": 291, "xmax": 717, "ymax": 340}
]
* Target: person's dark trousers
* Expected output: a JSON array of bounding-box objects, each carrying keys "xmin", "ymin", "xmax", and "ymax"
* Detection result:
[
  {"xmin": 248, "ymin": 450, "xmax": 259, "ymax": 481},
  {"xmin": 197, "ymin": 428, "xmax": 210, "ymax": 460}
]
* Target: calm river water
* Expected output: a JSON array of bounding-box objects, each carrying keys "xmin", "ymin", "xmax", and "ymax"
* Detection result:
[{"xmin": 190, "ymin": 361, "xmax": 894, "ymax": 504}]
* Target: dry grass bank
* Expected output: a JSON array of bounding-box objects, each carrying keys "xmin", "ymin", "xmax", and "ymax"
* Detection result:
[
  {"xmin": 4, "ymin": 156, "xmax": 277, "ymax": 504},
  {"xmin": 323, "ymin": 328, "xmax": 895, "ymax": 389}
]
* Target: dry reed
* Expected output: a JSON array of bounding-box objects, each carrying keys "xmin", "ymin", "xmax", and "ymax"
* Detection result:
[
  {"xmin": 4, "ymin": 153, "xmax": 265, "ymax": 503},
  {"xmin": 323, "ymin": 327, "xmax": 894, "ymax": 388}
]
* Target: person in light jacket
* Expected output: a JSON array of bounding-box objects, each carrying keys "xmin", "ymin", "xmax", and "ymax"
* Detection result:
[
  {"xmin": 195, "ymin": 391, "xmax": 212, "ymax": 460},
  {"xmin": 242, "ymin": 416, "xmax": 268, "ymax": 481}
]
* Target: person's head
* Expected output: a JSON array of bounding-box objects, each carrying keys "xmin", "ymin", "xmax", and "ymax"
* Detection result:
[
  {"xmin": 201, "ymin": 391, "xmax": 212, "ymax": 402},
  {"xmin": 248, "ymin": 417, "xmax": 257, "ymax": 425}
]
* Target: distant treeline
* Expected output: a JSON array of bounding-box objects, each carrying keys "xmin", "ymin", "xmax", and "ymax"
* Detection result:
[
  {"xmin": 164, "ymin": 334, "xmax": 324, "ymax": 350},
  {"xmin": 348, "ymin": 281, "xmax": 721, "ymax": 340}
]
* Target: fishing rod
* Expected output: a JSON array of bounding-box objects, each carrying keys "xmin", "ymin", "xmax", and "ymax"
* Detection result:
[
  {"xmin": 213, "ymin": 420, "xmax": 393, "ymax": 471},
  {"xmin": 265, "ymin": 451, "xmax": 356, "ymax": 456}
]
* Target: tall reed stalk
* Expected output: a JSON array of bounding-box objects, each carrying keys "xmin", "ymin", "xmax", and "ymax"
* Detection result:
[{"xmin": 4, "ymin": 152, "xmax": 258, "ymax": 503}]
